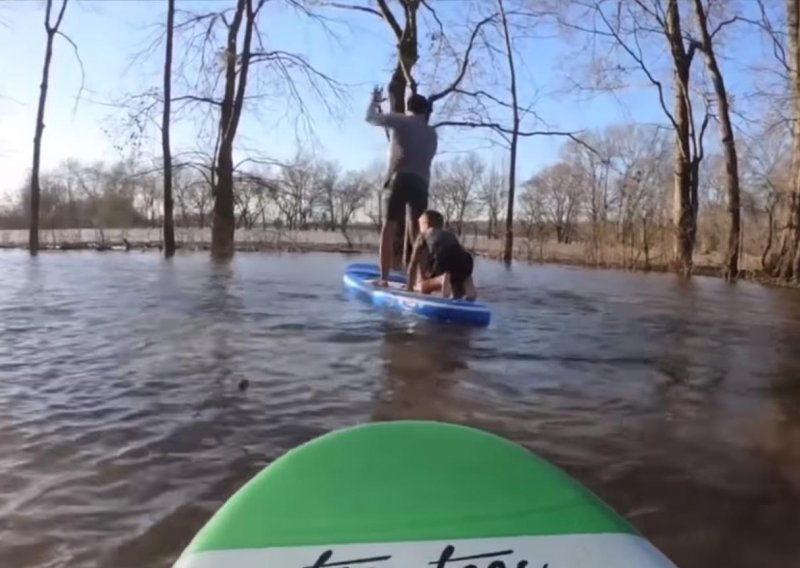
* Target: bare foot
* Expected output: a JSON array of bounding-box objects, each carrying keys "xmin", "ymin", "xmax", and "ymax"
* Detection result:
[
  {"xmin": 441, "ymin": 273, "xmax": 453, "ymax": 298},
  {"xmin": 463, "ymin": 277, "xmax": 478, "ymax": 301},
  {"xmin": 373, "ymin": 279, "xmax": 389, "ymax": 288}
]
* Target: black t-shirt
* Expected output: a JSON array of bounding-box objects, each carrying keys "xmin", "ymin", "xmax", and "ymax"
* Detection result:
[{"xmin": 421, "ymin": 228, "xmax": 462, "ymax": 259}]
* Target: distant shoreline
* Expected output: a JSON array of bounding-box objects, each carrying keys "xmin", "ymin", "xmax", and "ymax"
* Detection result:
[{"xmin": 0, "ymin": 227, "xmax": 782, "ymax": 286}]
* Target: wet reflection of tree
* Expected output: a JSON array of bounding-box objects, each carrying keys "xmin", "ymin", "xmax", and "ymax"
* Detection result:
[
  {"xmin": 652, "ymin": 279, "xmax": 732, "ymax": 416},
  {"xmin": 687, "ymin": 290, "xmax": 800, "ymax": 568},
  {"xmin": 371, "ymin": 319, "xmax": 475, "ymax": 423},
  {"xmin": 195, "ymin": 259, "xmax": 246, "ymax": 405},
  {"xmin": 760, "ymin": 289, "xmax": 800, "ymax": 493}
]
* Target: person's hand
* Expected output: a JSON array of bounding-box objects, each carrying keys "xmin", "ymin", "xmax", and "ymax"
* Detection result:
[{"xmin": 371, "ymin": 85, "xmax": 386, "ymax": 106}]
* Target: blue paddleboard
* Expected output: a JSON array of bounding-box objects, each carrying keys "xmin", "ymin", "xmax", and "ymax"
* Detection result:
[{"xmin": 342, "ymin": 263, "xmax": 491, "ymax": 326}]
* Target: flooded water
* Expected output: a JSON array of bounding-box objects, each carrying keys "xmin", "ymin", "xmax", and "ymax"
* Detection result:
[{"xmin": 1, "ymin": 250, "xmax": 799, "ymax": 567}]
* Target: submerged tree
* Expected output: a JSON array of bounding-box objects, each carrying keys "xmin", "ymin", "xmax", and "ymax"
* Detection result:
[
  {"xmin": 211, "ymin": 0, "xmax": 256, "ymax": 259},
  {"xmin": 156, "ymin": 0, "xmax": 344, "ymax": 259},
  {"xmin": 691, "ymin": 0, "xmax": 741, "ymax": 280},
  {"xmin": 322, "ymin": 0, "xmax": 498, "ymax": 265},
  {"xmin": 559, "ymin": 0, "xmax": 711, "ymax": 276},
  {"xmin": 426, "ymin": 2, "xmax": 587, "ymax": 265},
  {"xmin": 30, "ymin": 0, "xmax": 70, "ymax": 255},
  {"xmin": 162, "ymin": 0, "xmax": 176, "ymax": 257},
  {"xmin": 496, "ymin": 0, "xmax": 518, "ymax": 263}
]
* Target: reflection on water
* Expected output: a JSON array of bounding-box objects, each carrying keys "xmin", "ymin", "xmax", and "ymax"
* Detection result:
[
  {"xmin": 0, "ymin": 250, "xmax": 799, "ymax": 567},
  {"xmin": 373, "ymin": 321, "xmax": 475, "ymax": 423}
]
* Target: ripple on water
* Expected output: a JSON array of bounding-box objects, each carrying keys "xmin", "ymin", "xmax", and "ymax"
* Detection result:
[{"xmin": 0, "ymin": 252, "xmax": 800, "ymax": 568}]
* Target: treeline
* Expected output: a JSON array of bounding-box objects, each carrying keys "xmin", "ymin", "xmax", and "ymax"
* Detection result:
[
  {"xmin": 1, "ymin": 120, "xmax": 784, "ymax": 271},
  {"xmin": 11, "ymin": 0, "xmax": 800, "ymax": 283},
  {"xmin": 0, "ymin": 156, "xmax": 374, "ymax": 235}
]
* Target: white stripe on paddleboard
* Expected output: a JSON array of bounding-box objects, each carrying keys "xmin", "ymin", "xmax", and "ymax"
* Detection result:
[{"xmin": 174, "ymin": 533, "xmax": 677, "ymax": 568}]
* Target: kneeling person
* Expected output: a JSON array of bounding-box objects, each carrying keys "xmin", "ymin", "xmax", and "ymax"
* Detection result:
[{"xmin": 407, "ymin": 210, "xmax": 477, "ymax": 300}]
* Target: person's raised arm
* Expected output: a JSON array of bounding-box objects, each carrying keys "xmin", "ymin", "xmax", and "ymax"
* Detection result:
[{"xmin": 365, "ymin": 88, "xmax": 404, "ymax": 128}]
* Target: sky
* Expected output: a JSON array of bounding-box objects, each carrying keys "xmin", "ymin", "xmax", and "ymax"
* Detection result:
[{"xmin": 0, "ymin": 0, "xmax": 775, "ymax": 202}]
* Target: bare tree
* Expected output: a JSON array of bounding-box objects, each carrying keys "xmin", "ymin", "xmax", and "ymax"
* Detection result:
[
  {"xmin": 30, "ymin": 0, "xmax": 70, "ymax": 255},
  {"xmin": 429, "ymin": 162, "xmax": 458, "ymax": 225},
  {"xmin": 741, "ymin": 124, "xmax": 791, "ymax": 269},
  {"xmin": 188, "ymin": 177, "xmax": 213, "ymax": 228},
  {"xmin": 523, "ymin": 162, "xmax": 583, "ymax": 244},
  {"xmin": 333, "ymin": 172, "xmax": 371, "ymax": 244},
  {"xmin": 210, "ymin": 0, "xmax": 257, "ymax": 258},
  {"xmin": 429, "ymin": 3, "xmax": 589, "ymax": 264},
  {"xmin": 429, "ymin": 154, "xmax": 485, "ymax": 236},
  {"xmin": 275, "ymin": 153, "xmax": 324, "ymax": 230},
  {"xmin": 322, "ymin": 0, "xmax": 499, "ymax": 264},
  {"xmin": 317, "ymin": 160, "xmax": 340, "ymax": 231},
  {"xmin": 322, "ymin": 0, "xmax": 424, "ymax": 264},
  {"xmin": 518, "ymin": 170, "xmax": 548, "ymax": 259},
  {"xmin": 162, "ymin": 0, "xmax": 176, "ymax": 256},
  {"xmin": 560, "ymin": 0, "xmax": 711, "ymax": 276},
  {"xmin": 479, "ymin": 163, "xmax": 506, "ymax": 239},
  {"xmin": 691, "ymin": 0, "xmax": 741, "ymax": 280},
  {"xmin": 765, "ymin": 0, "xmax": 800, "ymax": 280},
  {"xmin": 155, "ymin": 0, "xmax": 344, "ymax": 258},
  {"xmin": 497, "ymin": 0, "xmax": 519, "ymax": 263},
  {"xmin": 561, "ymin": 133, "xmax": 610, "ymax": 259}
]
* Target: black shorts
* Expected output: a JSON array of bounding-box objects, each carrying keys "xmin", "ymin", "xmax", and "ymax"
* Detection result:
[
  {"xmin": 430, "ymin": 248, "xmax": 473, "ymax": 299},
  {"xmin": 384, "ymin": 172, "xmax": 428, "ymax": 224}
]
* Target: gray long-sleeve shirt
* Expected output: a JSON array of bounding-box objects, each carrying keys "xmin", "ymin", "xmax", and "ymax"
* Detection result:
[{"xmin": 366, "ymin": 100, "xmax": 438, "ymax": 183}]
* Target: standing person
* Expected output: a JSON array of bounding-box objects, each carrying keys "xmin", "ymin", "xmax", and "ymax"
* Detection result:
[{"xmin": 365, "ymin": 86, "xmax": 438, "ymax": 286}]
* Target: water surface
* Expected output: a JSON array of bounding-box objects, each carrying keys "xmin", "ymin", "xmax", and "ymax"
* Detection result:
[{"xmin": 0, "ymin": 250, "xmax": 799, "ymax": 567}]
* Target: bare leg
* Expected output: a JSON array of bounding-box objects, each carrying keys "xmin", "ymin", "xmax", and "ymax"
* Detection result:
[
  {"xmin": 441, "ymin": 272, "xmax": 453, "ymax": 298},
  {"xmin": 409, "ymin": 246, "xmax": 429, "ymax": 291},
  {"xmin": 463, "ymin": 277, "xmax": 477, "ymax": 301},
  {"xmin": 415, "ymin": 274, "xmax": 445, "ymax": 295},
  {"xmin": 378, "ymin": 219, "xmax": 397, "ymax": 285}
]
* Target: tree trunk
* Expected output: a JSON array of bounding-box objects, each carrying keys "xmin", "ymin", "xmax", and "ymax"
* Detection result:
[
  {"xmin": 376, "ymin": 0, "xmax": 420, "ymax": 269},
  {"xmin": 767, "ymin": 0, "xmax": 800, "ymax": 280},
  {"xmin": 162, "ymin": 0, "xmax": 176, "ymax": 258},
  {"xmin": 762, "ymin": 200, "xmax": 776, "ymax": 270},
  {"xmin": 642, "ymin": 215, "xmax": 651, "ymax": 270},
  {"xmin": 693, "ymin": 0, "xmax": 740, "ymax": 280},
  {"xmin": 499, "ymin": 0, "xmax": 519, "ymax": 265},
  {"xmin": 211, "ymin": 0, "xmax": 253, "ymax": 260},
  {"xmin": 30, "ymin": 0, "xmax": 68, "ymax": 256},
  {"xmin": 667, "ymin": 0, "xmax": 696, "ymax": 277}
]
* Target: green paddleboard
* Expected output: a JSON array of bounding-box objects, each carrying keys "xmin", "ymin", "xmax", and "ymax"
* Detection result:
[{"xmin": 174, "ymin": 421, "xmax": 677, "ymax": 567}]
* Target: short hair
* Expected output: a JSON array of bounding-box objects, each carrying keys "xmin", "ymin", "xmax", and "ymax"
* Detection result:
[
  {"xmin": 422, "ymin": 209, "xmax": 444, "ymax": 229},
  {"xmin": 407, "ymin": 93, "xmax": 431, "ymax": 117}
]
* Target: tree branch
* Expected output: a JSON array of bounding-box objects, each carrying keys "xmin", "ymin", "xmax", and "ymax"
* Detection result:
[
  {"xmin": 593, "ymin": 1, "xmax": 679, "ymax": 131},
  {"xmin": 56, "ymin": 30, "xmax": 85, "ymax": 116},
  {"xmin": 433, "ymin": 119, "xmax": 591, "ymax": 145},
  {"xmin": 453, "ymin": 87, "xmax": 513, "ymax": 109},
  {"xmin": 172, "ymin": 94, "xmax": 222, "ymax": 106},
  {"xmin": 375, "ymin": 0, "xmax": 402, "ymax": 39},
  {"xmin": 755, "ymin": 0, "xmax": 790, "ymax": 74},
  {"xmin": 314, "ymin": 1, "xmax": 382, "ymax": 19},
  {"xmin": 46, "ymin": 0, "xmax": 68, "ymax": 34},
  {"xmin": 420, "ymin": 0, "xmax": 445, "ymax": 38},
  {"xmin": 709, "ymin": 15, "xmax": 744, "ymax": 41},
  {"xmin": 428, "ymin": 13, "xmax": 498, "ymax": 104}
]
